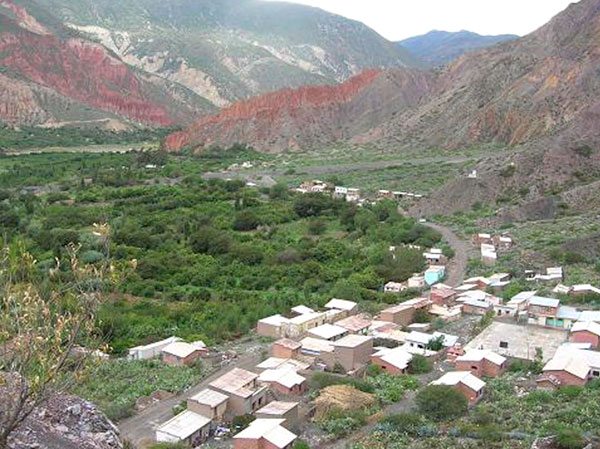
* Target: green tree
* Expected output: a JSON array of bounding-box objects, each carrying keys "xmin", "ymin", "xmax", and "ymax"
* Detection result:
[
  {"xmin": 233, "ymin": 210, "xmax": 260, "ymax": 231},
  {"xmin": 408, "ymin": 354, "xmax": 432, "ymax": 374},
  {"xmin": 415, "ymin": 385, "xmax": 468, "ymax": 421}
]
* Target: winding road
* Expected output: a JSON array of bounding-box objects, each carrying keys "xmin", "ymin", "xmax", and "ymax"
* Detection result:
[{"xmin": 421, "ymin": 221, "xmax": 474, "ymax": 287}]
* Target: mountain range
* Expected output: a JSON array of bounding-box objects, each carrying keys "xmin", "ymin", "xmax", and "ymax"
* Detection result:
[
  {"xmin": 166, "ymin": 0, "xmax": 600, "ymax": 216},
  {"xmin": 397, "ymin": 30, "xmax": 518, "ymax": 66},
  {"xmin": 0, "ymin": 0, "xmax": 419, "ymax": 129}
]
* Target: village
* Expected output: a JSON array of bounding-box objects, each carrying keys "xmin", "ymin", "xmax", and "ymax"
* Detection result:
[{"xmin": 119, "ymin": 230, "xmax": 600, "ymax": 449}]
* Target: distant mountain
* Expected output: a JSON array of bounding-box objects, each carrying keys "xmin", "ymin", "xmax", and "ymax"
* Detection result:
[
  {"xmin": 398, "ymin": 30, "xmax": 517, "ymax": 66},
  {"xmin": 31, "ymin": 0, "xmax": 419, "ymax": 109}
]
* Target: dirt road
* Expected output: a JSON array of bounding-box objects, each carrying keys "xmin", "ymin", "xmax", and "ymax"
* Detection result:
[
  {"xmin": 118, "ymin": 353, "xmax": 262, "ymax": 448},
  {"xmin": 422, "ymin": 222, "xmax": 474, "ymax": 287}
]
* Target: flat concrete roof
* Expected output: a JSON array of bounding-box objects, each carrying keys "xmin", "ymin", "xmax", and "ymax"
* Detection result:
[{"xmin": 465, "ymin": 322, "xmax": 568, "ymax": 361}]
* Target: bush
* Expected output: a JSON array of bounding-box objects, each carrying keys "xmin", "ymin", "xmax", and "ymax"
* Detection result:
[
  {"xmin": 232, "ymin": 414, "xmax": 255, "ymax": 433},
  {"xmin": 233, "ymin": 210, "xmax": 261, "ymax": 231},
  {"xmin": 556, "ymin": 428, "xmax": 586, "ymax": 449},
  {"xmin": 381, "ymin": 412, "xmax": 424, "ymax": 435},
  {"xmin": 293, "ymin": 440, "xmax": 311, "ymax": 449},
  {"xmin": 415, "ymin": 385, "xmax": 468, "ymax": 421},
  {"xmin": 408, "ymin": 354, "xmax": 432, "ymax": 374},
  {"xmin": 308, "ymin": 219, "xmax": 327, "ymax": 235}
]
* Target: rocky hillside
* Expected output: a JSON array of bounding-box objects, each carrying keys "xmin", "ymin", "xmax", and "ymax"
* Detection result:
[
  {"xmin": 168, "ymin": 0, "xmax": 599, "ymax": 155},
  {"xmin": 0, "ymin": 0, "xmax": 214, "ymax": 128},
  {"xmin": 32, "ymin": 0, "xmax": 419, "ymax": 108},
  {"xmin": 7, "ymin": 394, "xmax": 122, "ymax": 449},
  {"xmin": 165, "ymin": 69, "xmax": 433, "ymax": 152},
  {"xmin": 397, "ymin": 30, "xmax": 517, "ymax": 66}
]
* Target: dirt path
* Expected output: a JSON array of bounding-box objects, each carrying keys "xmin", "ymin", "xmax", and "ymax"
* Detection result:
[
  {"xmin": 423, "ymin": 221, "xmax": 474, "ymax": 287},
  {"xmin": 118, "ymin": 353, "xmax": 262, "ymax": 448}
]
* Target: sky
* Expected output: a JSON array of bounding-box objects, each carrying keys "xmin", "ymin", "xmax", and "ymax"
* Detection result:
[{"xmin": 266, "ymin": 0, "xmax": 578, "ymax": 41}]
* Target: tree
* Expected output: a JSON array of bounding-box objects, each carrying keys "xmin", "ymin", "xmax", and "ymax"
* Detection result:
[
  {"xmin": 408, "ymin": 354, "xmax": 432, "ymax": 374},
  {"xmin": 308, "ymin": 219, "xmax": 327, "ymax": 236},
  {"xmin": 426, "ymin": 335, "xmax": 445, "ymax": 351},
  {"xmin": 0, "ymin": 225, "xmax": 121, "ymax": 448},
  {"xmin": 233, "ymin": 210, "xmax": 260, "ymax": 231},
  {"xmin": 415, "ymin": 385, "xmax": 468, "ymax": 421}
]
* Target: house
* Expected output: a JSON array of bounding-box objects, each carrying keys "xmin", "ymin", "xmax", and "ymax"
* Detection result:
[
  {"xmin": 258, "ymin": 368, "xmax": 307, "ymax": 395},
  {"xmin": 538, "ymin": 352, "xmax": 591, "ymax": 388},
  {"xmin": 290, "ymin": 305, "xmax": 314, "ymax": 316},
  {"xmin": 527, "ymin": 296, "xmax": 561, "ymax": 326},
  {"xmin": 378, "ymin": 189, "xmax": 394, "ymax": 199},
  {"xmin": 128, "ymin": 336, "xmax": 182, "ymax": 360},
  {"xmin": 324, "ymin": 298, "xmax": 358, "ymax": 315},
  {"xmin": 481, "ymin": 244, "xmax": 497, "ymax": 266},
  {"xmin": 384, "ymin": 281, "xmax": 406, "ymax": 293},
  {"xmin": 308, "ymin": 324, "xmax": 349, "ymax": 341},
  {"xmin": 257, "ymin": 315, "xmax": 290, "ymax": 339},
  {"xmin": 431, "ymin": 371, "xmax": 486, "ymax": 404},
  {"xmin": 286, "ymin": 312, "xmax": 327, "ymax": 338},
  {"xmin": 405, "ymin": 331, "xmax": 458, "ymax": 350},
  {"xmin": 299, "ymin": 337, "xmax": 334, "ymax": 358},
  {"xmin": 334, "ymin": 186, "xmax": 348, "ymax": 198},
  {"xmin": 209, "ymin": 368, "xmax": 269, "ymax": 417},
  {"xmin": 324, "ymin": 308, "xmax": 348, "ymax": 324},
  {"xmin": 155, "ymin": 410, "xmax": 212, "ymax": 446},
  {"xmin": 346, "ymin": 188, "xmax": 361, "ymax": 203},
  {"xmin": 379, "ymin": 298, "xmax": 431, "ymax": 326},
  {"xmin": 161, "ymin": 341, "xmax": 207, "ymax": 367},
  {"xmin": 335, "ymin": 315, "xmax": 372, "ymax": 335},
  {"xmin": 255, "ymin": 358, "xmax": 310, "ymax": 373},
  {"xmin": 570, "ymin": 321, "xmax": 600, "ymax": 348},
  {"xmin": 319, "ymin": 335, "xmax": 373, "ymax": 373},
  {"xmin": 233, "ymin": 419, "xmax": 297, "ymax": 449},
  {"xmin": 474, "ymin": 233, "xmax": 493, "ymax": 245},
  {"xmin": 571, "ymin": 284, "xmax": 600, "ymax": 297},
  {"xmin": 424, "ymin": 266, "xmax": 446, "ymax": 286},
  {"xmin": 187, "ymin": 389, "xmax": 229, "ymax": 421},
  {"xmin": 371, "ymin": 347, "xmax": 413, "ymax": 375},
  {"xmin": 529, "ymin": 267, "xmax": 564, "ymax": 283},
  {"xmin": 495, "ymin": 235, "xmax": 513, "ymax": 250},
  {"xmin": 506, "ymin": 291, "xmax": 537, "ymax": 312},
  {"xmin": 430, "ymin": 288, "xmax": 457, "ymax": 306},
  {"xmin": 256, "ymin": 402, "xmax": 300, "ymax": 432},
  {"xmin": 455, "ymin": 350, "xmax": 507, "ymax": 378},
  {"xmin": 462, "ymin": 298, "xmax": 493, "ymax": 315},
  {"xmin": 408, "ymin": 275, "xmax": 426, "ymax": 289},
  {"xmin": 423, "ymin": 249, "xmax": 445, "ymax": 265},
  {"xmin": 550, "ymin": 306, "xmax": 581, "ymax": 329},
  {"xmin": 271, "ymin": 339, "xmax": 302, "ymax": 359},
  {"xmin": 428, "ymin": 304, "xmax": 462, "ymax": 322},
  {"xmin": 578, "ymin": 311, "xmax": 600, "ymax": 323}
]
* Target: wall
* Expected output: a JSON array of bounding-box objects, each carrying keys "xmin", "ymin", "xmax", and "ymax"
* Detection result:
[{"xmin": 571, "ymin": 331, "xmax": 600, "ymax": 348}]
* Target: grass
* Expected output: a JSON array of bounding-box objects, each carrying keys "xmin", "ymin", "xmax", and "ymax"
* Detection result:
[{"xmin": 74, "ymin": 359, "xmax": 207, "ymax": 421}]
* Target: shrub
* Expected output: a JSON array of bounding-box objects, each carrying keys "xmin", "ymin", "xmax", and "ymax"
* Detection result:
[
  {"xmin": 381, "ymin": 412, "xmax": 424, "ymax": 435},
  {"xmin": 415, "ymin": 385, "xmax": 468, "ymax": 421},
  {"xmin": 556, "ymin": 428, "xmax": 586, "ymax": 449},
  {"xmin": 408, "ymin": 354, "xmax": 432, "ymax": 374},
  {"xmin": 293, "ymin": 440, "xmax": 311, "ymax": 449},
  {"xmin": 233, "ymin": 210, "xmax": 261, "ymax": 231},
  {"xmin": 231, "ymin": 414, "xmax": 255, "ymax": 433},
  {"xmin": 308, "ymin": 219, "xmax": 327, "ymax": 235}
]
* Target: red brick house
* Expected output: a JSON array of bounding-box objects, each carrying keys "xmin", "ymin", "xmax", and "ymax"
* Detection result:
[
  {"xmin": 233, "ymin": 418, "xmax": 297, "ymax": 449},
  {"xmin": 258, "ymin": 369, "xmax": 307, "ymax": 396},
  {"xmin": 379, "ymin": 298, "xmax": 431, "ymax": 326},
  {"xmin": 538, "ymin": 353, "xmax": 590, "ymax": 388},
  {"xmin": 570, "ymin": 321, "xmax": 600, "ymax": 349},
  {"xmin": 271, "ymin": 339, "xmax": 302, "ymax": 359},
  {"xmin": 455, "ymin": 350, "xmax": 507, "ymax": 378},
  {"xmin": 430, "ymin": 288, "xmax": 457, "ymax": 306},
  {"xmin": 431, "ymin": 371, "xmax": 486, "ymax": 405},
  {"xmin": 161, "ymin": 341, "xmax": 207, "ymax": 367}
]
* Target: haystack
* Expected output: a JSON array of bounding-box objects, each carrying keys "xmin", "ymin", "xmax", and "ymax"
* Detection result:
[{"xmin": 313, "ymin": 384, "xmax": 376, "ymax": 420}]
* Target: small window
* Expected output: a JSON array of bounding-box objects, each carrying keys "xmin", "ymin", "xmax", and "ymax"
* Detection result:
[
  {"xmin": 471, "ymin": 365, "xmax": 478, "ymax": 371},
  {"xmin": 499, "ymin": 341, "xmax": 508, "ymax": 349},
  {"xmin": 593, "ymin": 370, "xmax": 600, "ymax": 377}
]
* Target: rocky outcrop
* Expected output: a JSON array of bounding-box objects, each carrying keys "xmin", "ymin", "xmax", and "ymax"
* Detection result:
[
  {"xmin": 0, "ymin": 0, "xmax": 213, "ymax": 128},
  {"xmin": 165, "ymin": 68, "xmax": 434, "ymax": 152},
  {"xmin": 8, "ymin": 395, "xmax": 122, "ymax": 449}
]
